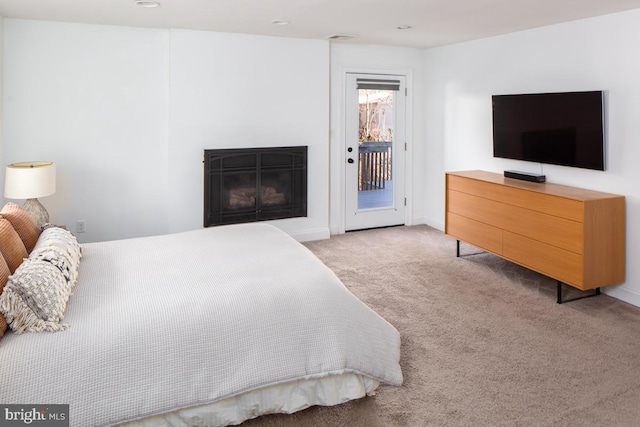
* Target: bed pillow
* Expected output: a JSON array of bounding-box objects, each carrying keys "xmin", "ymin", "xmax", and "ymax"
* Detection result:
[
  {"xmin": 0, "ymin": 217, "xmax": 29, "ymax": 273},
  {"xmin": 0, "ymin": 255, "xmax": 10, "ymax": 339},
  {"xmin": 0, "ymin": 258, "xmax": 71, "ymax": 333},
  {"xmin": 0, "ymin": 202, "xmax": 41, "ymax": 253},
  {"xmin": 30, "ymin": 227, "xmax": 82, "ymax": 287},
  {"xmin": 0, "ymin": 226, "xmax": 82, "ymax": 334}
]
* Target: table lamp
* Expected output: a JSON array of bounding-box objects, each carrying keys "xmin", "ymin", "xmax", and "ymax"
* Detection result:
[{"xmin": 4, "ymin": 161, "xmax": 56, "ymax": 226}]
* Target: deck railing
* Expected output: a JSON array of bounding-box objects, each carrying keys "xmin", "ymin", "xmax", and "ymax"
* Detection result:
[{"xmin": 358, "ymin": 141, "xmax": 392, "ymax": 191}]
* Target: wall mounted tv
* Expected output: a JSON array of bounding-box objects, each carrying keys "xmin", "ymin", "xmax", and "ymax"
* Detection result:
[{"xmin": 492, "ymin": 90, "xmax": 605, "ymax": 171}]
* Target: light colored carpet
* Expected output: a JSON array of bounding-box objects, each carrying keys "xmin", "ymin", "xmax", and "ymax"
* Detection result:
[{"xmin": 244, "ymin": 225, "xmax": 640, "ymax": 426}]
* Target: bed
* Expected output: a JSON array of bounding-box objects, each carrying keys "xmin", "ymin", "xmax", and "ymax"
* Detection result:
[{"xmin": 0, "ymin": 208, "xmax": 402, "ymax": 427}]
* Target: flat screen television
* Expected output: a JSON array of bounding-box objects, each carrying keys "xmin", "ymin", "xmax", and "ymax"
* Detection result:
[{"xmin": 492, "ymin": 91, "xmax": 605, "ymax": 171}]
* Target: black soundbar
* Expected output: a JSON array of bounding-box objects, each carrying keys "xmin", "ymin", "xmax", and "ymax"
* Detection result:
[{"xmin": 504, "ymin": 170, "xmax": 546, "ymax": 183}]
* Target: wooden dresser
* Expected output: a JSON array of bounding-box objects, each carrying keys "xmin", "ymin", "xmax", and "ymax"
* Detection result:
[{"xmin": 445, "ymin": 170, "xmax": 625, "ymax": 299}]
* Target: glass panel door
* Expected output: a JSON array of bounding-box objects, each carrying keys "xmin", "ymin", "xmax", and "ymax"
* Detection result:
[{"xmin": 345, "ymin": 73, "xmax": 406, "ymax": 231}]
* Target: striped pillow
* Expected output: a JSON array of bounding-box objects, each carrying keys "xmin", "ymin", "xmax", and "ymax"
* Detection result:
[
  {"xmin": 0, "ymin": 217, "xmax": 28, "ymax": 273},
  {"xmin": 0, "ymin": 202, "xmax": 41, "ymax": 253}
]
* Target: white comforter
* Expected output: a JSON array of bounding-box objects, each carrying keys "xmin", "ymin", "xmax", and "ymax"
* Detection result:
[{"xmin": 0, "ymin": 223, "xmax": 402, "ymax": 426}]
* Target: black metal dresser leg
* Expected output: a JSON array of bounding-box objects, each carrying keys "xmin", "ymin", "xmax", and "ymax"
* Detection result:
[{"xmin": 557, "ymin": 281, "xmax": 601, "ymax": 304}]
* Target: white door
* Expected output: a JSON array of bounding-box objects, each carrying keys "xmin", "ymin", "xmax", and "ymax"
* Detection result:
[{"xmin": 345, "ymin": 73, "xmax": 406, "ymax": 231}]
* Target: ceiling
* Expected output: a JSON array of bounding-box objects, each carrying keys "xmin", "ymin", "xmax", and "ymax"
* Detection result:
[{"xmin": 1, "ymin": 0, "xmax": 640, "ymax": 48}]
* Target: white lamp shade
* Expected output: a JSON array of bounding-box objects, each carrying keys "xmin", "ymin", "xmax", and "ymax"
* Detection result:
[{"xmin": 4, "ymin": 161, "xmax": 56, "ymax": 199}]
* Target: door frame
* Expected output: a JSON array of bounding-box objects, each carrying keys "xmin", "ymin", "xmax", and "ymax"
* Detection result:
[{"xmin": 331, "ymin": 66, "xmax": 414, "ymax": 235}]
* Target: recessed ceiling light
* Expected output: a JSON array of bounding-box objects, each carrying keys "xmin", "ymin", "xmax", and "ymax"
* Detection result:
[
  {"xmin": 396, "ymin": 25, "xmax": 412, "ymax": 30},
  {"xmin": 135, "ymin": 1, "xmax": 160, "ymax": 8},
  {"xmin": 272, "ymin": 20, "xmax": 290, "ymax": 26},
  {"xmin": 327, "ymin": 34, "xmax": 356, "ymax": 41}
]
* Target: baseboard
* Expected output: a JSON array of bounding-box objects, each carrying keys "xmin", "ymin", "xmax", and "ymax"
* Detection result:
[
  {"xmin": 602, "ymin": 285, "xmax": 640, "ymax": 308},
  {"xmin": 407, "ymin": 216, "xmax": 427, "ymax": 227},
  {"xmin": 422, "ymin": 217, "xmax": 444, "ymax": 232}
]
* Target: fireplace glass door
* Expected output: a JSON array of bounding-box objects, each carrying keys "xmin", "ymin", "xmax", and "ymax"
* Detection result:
[{"xmin": 204, "ymin": 147, "xmax": 307, "ymax": 227}]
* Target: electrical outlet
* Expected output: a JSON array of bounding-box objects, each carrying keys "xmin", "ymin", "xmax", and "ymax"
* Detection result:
[{"xmin": 76, "ymin": 220, "xmax": 86, "ymax": 233}]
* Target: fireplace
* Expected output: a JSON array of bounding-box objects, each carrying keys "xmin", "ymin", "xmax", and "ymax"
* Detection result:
[{"xmin": 204, "ymin": 146, "xmax": 307, "ymax": 227}]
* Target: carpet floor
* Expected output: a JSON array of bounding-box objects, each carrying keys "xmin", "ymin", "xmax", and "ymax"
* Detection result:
[{"xmin": 244, "ymin": 225, "xmax": 640, "ymax": 426}]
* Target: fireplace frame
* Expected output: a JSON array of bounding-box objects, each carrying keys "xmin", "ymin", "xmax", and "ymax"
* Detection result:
[{"xmin": 203, "ymin": 146, "xmax": 307, "ymax": 227}]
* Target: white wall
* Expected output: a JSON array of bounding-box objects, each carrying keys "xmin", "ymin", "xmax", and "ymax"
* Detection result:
[
  {"xmin": 2, "ymin": 20, "xmax": 170, "ymax": 243},
  {"xmin": 2, "ymin": 19, "xmax": 330, "ymax": 242},
  {"xmin": 423, "ymin": 9, "xmax": 640, "ymax": 305},
  {"xmin": 329, "ymin": 44, "xmax": 425, "ymax": 234},
  {"xmin": 168, "ymin": 30, "xmax": 329, "ymax": 241}
]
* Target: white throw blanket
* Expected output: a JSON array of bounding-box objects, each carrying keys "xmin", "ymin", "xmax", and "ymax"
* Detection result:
[{"xmin": 0, "ymin": 224, "xmax": 402, "ymax": 426}]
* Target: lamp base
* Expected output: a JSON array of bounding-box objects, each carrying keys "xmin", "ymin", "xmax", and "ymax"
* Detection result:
[{"xmin": 23, "ymin": 198, "xmax": 49, "ymax": 226}]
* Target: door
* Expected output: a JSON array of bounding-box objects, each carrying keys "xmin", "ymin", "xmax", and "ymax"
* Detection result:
[{"xmin": 345, "ymin": 73, "xmax": 406, "ymax": 231}]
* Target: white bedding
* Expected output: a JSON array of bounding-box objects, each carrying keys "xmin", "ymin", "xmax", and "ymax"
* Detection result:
[{"xmin": 0, "ymin": 223, "xmax": 402, "ymax": 426}]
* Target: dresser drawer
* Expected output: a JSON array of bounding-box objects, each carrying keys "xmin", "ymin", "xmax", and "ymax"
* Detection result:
[
  {"xmin": 447, "ymin": 175, "xmax": 503, "ymax": 202},
  {"xmin": 446, "ymin": 213, "xmax": 503, "ymax": 255},
  {"xmin": 503, "ymin": 231, "xmax": 584, "ymax": 288},
  {"xmin": 501, "ymin": 186, "xmax": 584, "ymax": 222},
  {"xmin": 501, "ymin": 204, "xmax": 583, "ymax": 254},
  {"xmin": 447, "ymin": 190, "xmax": 504, "ymax": 228}
]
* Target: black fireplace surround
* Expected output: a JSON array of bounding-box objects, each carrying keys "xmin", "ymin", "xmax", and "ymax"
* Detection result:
[{"xmin": 204, "ymin": 146, "xmax": 307, "ymax": 227}]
